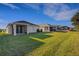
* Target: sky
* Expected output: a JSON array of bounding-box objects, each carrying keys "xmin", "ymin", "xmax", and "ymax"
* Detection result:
[{"xmin": 0, "ymin": 3, "xmax": 79, "ymax": 29}]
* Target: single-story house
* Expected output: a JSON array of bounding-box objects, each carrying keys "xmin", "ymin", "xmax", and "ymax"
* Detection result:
[
  {"xmin": 38, "ymin": 24, "xmax": 72, "ymax": 32},
  {"xmin": 38, "ymin": 24, "xmax": 52, "ymax": 32},
  {"xmin": 6, "ymin": 21, "xmax": 39, "ymax": 35},
  {"xmin": 51, "ymin": 25, "xmax": 71, "ymax": 32},
  {"xmin": 38, "ymin": 24, "xmax": 63, "ymax": 32}
]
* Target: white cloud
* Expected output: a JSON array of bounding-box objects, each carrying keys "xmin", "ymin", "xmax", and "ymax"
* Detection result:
[
  {"xmin": 24, "ymin": 3, "xmax": 41, "ymax": 10},
  {"xmin": 43, "ymin": 4, "xmax": 79, "ymax": 20},
  {"xmin": 44, "ymin": 3, "xmax": 75, "ymax": 20},
  {"xmin": 54, "ymin": 9, "xmax": 78, "ymax": 20},
  {"xmin": 2, "ymin": 3, "xmax": 20, "ymax": 10},
  {"xmin": 24, "ymin": 3, "xmax": 78, "ymax": 21}
]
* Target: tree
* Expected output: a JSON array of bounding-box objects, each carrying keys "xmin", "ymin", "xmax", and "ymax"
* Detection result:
[
  {"xmin": 0, "ymin": 29, "xmax": 2, "ymax": 32},
  {"xmin": 0, "ymin": 29, "xmax": 5, "ymax": 32},
  {"xmin": 71, "ymin": 11, "xmax": 79, "ymax": 31}
]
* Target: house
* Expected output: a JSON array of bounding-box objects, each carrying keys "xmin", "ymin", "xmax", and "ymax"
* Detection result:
[
  {"xmin": 51, "ymin": 25, "xmax": 71, "ymax": 32},
  {"xmin": 38, "ymin": 24, "xmax": 61, "ymax": 32},
  {"xmin": 49, "ymin": 25, "xmax": 59, "ymax": 31},
  {"xmin": 38, "ymin": 24, "xmax": 65, "ymax": 32},
  {"xmin": 38, "ymin": 24, "xmax": 52, "ymax": 32},
  {"xmin": 38, "ymin": 24, "xmax": 72, "ymax": 32},
  {"xmin": 6, "ymin": 21, "xmax": 39, "ymax": 35}
]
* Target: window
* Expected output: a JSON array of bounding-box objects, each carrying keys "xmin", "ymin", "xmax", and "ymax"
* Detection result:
[{"xmin": 16, "ymin": 25, "xmax": 23, "ymax": 33}]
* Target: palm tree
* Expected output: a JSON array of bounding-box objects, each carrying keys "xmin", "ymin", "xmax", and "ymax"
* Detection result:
[{"xmin": 71, "ymin": 11, "xmax": 79, "ymax": 31}]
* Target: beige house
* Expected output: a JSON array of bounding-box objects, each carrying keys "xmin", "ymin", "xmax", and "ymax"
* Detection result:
[
  {"xmin": 6, "ymin": 21, "xmax": 39, "ymax": 35},
  {"xmin": 38, "ymin": 24, "xmax": 51, "ymax": 32}
]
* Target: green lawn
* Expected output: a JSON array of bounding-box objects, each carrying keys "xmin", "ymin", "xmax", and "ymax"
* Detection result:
[{"xmin": 0, "ymin": 32, "xmax": 79, "ymax": 56}]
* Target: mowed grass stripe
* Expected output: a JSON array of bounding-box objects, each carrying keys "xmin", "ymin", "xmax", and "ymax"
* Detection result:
[
  {"xmin": 54, "ymin": 32, "xmax": 76, "ymax": 56},
  {"xmin": 26, "ymin": 32, "xmax": 71, "ymax": 56},
  {"xmin": 0, "ymin": 32, "xmax": 79, "ymax": 56}
]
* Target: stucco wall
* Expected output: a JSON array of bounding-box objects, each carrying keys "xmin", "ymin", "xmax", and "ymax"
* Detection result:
[
  {"xmin": 39, "ymin": 26, "xmax": 50, "ymax": 32},
  {"xmin": 27, "ymin": 25, "xmax": 38, "ymax": 33},
  {"xmin": 6, "ymin": 23, "xmax": 38, "ymax": 35},
  {"xmin": 6, "ymin": 25, "xmax": 13, "ymax": 34}
]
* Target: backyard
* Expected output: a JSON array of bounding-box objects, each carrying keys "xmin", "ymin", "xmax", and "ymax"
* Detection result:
[{"xmin": 0, "ymin": 31, "xmax": 79, "ymax": 56}]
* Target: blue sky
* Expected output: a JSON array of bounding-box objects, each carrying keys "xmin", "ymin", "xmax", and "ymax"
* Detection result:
[{"xmin": 0, "ymin": 3, "xmax": 79, "ymax": 29}]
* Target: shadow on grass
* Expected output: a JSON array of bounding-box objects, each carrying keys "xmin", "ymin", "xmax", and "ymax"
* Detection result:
[
  {"xmin": 0, "ymin": 35, "xmax": 44, "ymax": 56},
  {"xmin": 30, "ymin": 32, "xmax": 53, "ymax": 40}
]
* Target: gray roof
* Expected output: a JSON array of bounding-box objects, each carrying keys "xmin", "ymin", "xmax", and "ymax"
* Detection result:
[{"xmin": 7, "ymin": 21, "xmax": 38, "ymax": 26}]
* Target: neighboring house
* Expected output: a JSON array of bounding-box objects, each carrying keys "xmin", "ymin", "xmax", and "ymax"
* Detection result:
[
  {"xmin": 6, "ymin": 21, "xmax": 39, "ymax": 35},
  {"xmin": 38, "ymin": 24, "xmax": 52, "ymax": 32},
  {"xmin": 38, "ymin": 24, "xmax": 72, "ymax": 32},
  {"xmin": 52, "ymin": 25, "xmax": 71, "ymax": 31},
  {"xmin": 49, "ymin": 25, "xmax": 59, "ymax": 31},
  {"xmin": 38, "ymin": 24, "xmax": 66, "ymax": 32}
]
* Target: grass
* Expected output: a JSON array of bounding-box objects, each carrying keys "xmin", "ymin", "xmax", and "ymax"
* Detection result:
[
  {"xmin": 0, "ymin": 31, "xmax": 79, "ymax": 56},
  {"xmin": 0, "ymin": 32, "xmax": 8, "ymax": 36}
]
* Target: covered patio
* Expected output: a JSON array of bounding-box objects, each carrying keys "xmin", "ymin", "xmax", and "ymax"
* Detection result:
[
  {"xmin": 6, "ymin": 21, "xmax": 38, "ymax": 35},
  {"xmin": 12, "ymin": 24, "xmax": 27, "ymax": 35}
]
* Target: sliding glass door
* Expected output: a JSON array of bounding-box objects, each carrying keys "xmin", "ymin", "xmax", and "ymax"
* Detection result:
[{"xmin": 16, "ymin": 25, "xmax": 26, "ymax": 34}]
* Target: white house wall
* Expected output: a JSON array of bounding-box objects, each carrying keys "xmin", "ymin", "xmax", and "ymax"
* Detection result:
[
  {"xmin": 39, "ymin": 26, "xmax": 50, "ymax": 32},
  {"xmin": 6, "ymin": 25, "xmax": 12, "ymax": 34},
  {"xmin": 27, "ymin": 25, "xmax": 38, "ymax": 33}
]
